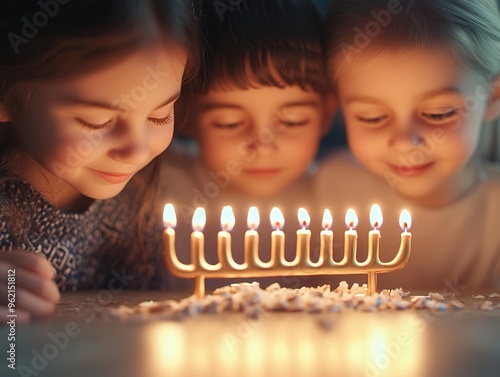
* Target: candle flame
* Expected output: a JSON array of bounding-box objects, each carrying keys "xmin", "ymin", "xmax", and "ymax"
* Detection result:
[
  {"xmin": 220, "ymin": 206, "xmax": 235, "ymax": 232},
  {"xmin": 247, "ymin": 206, "xmax": 260, "ymax": 230},
  {"xmin": 163, "ymin": 203, "xmax": 177, "ymax": 229},
  {"xmin": 270, "ymin": 207, "xmax": 285, "ymax": 230},
  {"xmin": 369, "ymin": 204, "xmax": 383, "ymax": 229},
  {"xmin": 192, "ymin": 207, "xmax": 206, "ymax": 232},
  {"xmin": 322, "ymin": 209, "xmax": 333, "ymax": 230},
  {"xmin": 297, "ymin": 208, "xmax": 310, "ymax": 229},
  {"xmin": 399, "ymin": 209, "xmax": 412, "ymax": 231},
  {"xmin": 345, "ymin": 208, "xmax": 358, "ymax": 229}
]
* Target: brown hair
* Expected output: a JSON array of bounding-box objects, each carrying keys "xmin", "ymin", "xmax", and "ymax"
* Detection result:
[{"xmin": 0, "ymin": 0, "xmax": 200, "ymax": 267}]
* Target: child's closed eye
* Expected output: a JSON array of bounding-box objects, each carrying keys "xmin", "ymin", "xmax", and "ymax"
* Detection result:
[
  {"xmin": 212, "ymin": 121, "xmax": 245, "ymax": 129},
  {"xmin": 148, "ymin": 113, "xmax": 173, "ymax": 127},
  {"xmin": 148, "ymin": 106, "xmax": 174, "ymax": 127},
  {"xmin": 356, "ymin": 115, "xmax": 388, "ymax": 124},
  {"xmin": 76, "ymin": 118, "xmax": 113, "ymax": 131},
  {"xmin": 279, "ymin": 118, "xmax": 309, "ymax": 127},
  {"xmin": 421, "ymin": 109, "xmax": 458, "ymax": 122}
]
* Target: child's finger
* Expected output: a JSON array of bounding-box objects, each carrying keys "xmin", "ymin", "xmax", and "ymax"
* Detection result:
[
  {"xmin": 0, "ymin": 251, "xmax": 55, "ymax": 279},
  {"xmin": 0, "ymin": 306, "xmax": 32, "ymax": 325},
  {"xmin": 0, "ymin": 285, "xmax": 57, "ymax": 317},
  {"xmin": 11, "ymin": 267, "xmax": 60, "ymax": 303}
]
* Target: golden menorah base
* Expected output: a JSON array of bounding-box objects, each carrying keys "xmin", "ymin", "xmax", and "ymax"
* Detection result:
[{"xmin": 163, "ymin": 205, "xmax": 412, "ymax": 298}]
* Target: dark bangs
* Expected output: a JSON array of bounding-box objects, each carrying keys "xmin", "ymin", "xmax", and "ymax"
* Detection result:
[{"xmin": 200, "ymin": 0, "xmax": 329, "ymax": 94}]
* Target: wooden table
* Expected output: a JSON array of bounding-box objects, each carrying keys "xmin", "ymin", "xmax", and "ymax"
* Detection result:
[{"xmin": 3, "ymin": 290, "xmax": 500, "ymax": 377}]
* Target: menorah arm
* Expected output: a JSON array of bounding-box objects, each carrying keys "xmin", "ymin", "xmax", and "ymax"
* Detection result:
[
  {"xmin": 163, "ymin": 230, "xmax": 195, "ymax": 274},
  {"xmin": 376, "ymin": 233, "xmax": 412, "ymax": 271},
  {"xmin": 220, "ymin": 248, "xmax": 248, "ymax": 271}
]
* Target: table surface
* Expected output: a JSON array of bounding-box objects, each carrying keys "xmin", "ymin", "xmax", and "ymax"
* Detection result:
[{"xmin": 2, "ymin": 289, "xmax": 500, "ymax": 377}]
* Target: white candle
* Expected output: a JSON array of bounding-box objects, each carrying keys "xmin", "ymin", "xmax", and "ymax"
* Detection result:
[
  {"xmin": 163, "ymin": 203, "xmax": 177, "ymax": 260},
  {"xmin": 399, "ymin": 209, "xmax": 412, "ymax": 246},
  {"xmin": 270, "ymin": 207, "xmax": 285, "ymax": 262},
  {"xmin": 245, "ymin": 206, "xmax": 260, "ymax": 264},
  {"xmin": 191, "ymin": 207, "xmax": 206, "ymax": 267},
  {"xmin": 296, "ymin": 208, "xmax": 311, "ymax": 262},
  {"xmin": 344, "ymin": 208, "xmax": 358, "ymax": 261},
  {"xmin": 368, "ymin": 204, "xmax": 383, "ymax": 261},
  {"xmin": 218, "ymin": 206, "xmax": 235, "ymax": 264},
  {"xmin": 320, "ymin": 209, "xmax": 333, "ymax": 264}
]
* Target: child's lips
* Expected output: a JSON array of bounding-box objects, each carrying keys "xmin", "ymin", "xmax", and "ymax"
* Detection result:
[
  {"xmin": 88, "ymin": 168, "xmax": 134, "ymax": 184},
  {"xmin": 389, "ymin": 161, "xmax": 435, "ymax": 177},
  {"xmin": 243, "ymin": 167, "xmax": 282, "ymax": 177}
]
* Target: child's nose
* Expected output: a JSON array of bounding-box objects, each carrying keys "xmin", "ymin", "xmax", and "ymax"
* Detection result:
[
  {"xmin": 389, "ymin": 127, "xmax": 426, "ymax": 152},
  {"xmin": 246, "ymin": 130, "xmax": 278, "ymax": 155},
  {"xmin": 108, "ymin": 122, "xmax": 151, "ymax": 165}
]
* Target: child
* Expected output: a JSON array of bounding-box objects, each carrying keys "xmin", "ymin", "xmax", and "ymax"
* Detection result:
[
  {"xmin": 0, "ymin": 0, "xmax": 198, "ymax": 321},
  {"xmin": 314, "ymin": 0, "xmax": 500, "ymax": 291},
  {"xmin": 160, "ymin": 0, "xmax": 335, "ymax": 291}
]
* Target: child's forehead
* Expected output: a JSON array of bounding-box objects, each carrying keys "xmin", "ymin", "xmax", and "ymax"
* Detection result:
[
  {"xmin": 333, "ymin": 46, "xmax": 470, "ymax": 81},
  {"xmin": 198, "ymin": 84, "xmax": 325, "ymax": 114},
  {"xmin": 203, "ymin": 83, "xmax": 321, "ymax": 99},
  {"xmin": 333, "ymin": 47, "xmax": 490, "ymax": 100}
]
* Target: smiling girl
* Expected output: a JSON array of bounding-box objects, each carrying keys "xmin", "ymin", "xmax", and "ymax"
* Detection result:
[
  {"xmin": 0, "ymin": 0, "xmax": 198, "ymax": 321},
  {"xmin": 314, "ymin": 0, "xmax": 500, "ymax": 290}
]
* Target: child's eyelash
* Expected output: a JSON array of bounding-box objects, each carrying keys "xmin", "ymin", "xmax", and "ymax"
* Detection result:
[
  {"xmin": 77, "ymin": 113, "xmax": 173, "ymax": 130},
  {"xmin": 77, "ymin": 119, "xmax": 113, "ymax": 130},
  {"xmin": 358, "ymin": 115, "xmax": 387, "ymax": 123},
  {"xmin": 423, "ymin": 110, "xmax": 457, "ymax": 121},
  {"xmin": 149, "ymin": 114, "xmax": 173, "ymax": 126},
  {"xmin": 213, "ymin": 121, "xmax": 244, "ymax": 129},
  {"xmin": 280, "ymin": 119, "xmax": 308, "ymax": 127}
]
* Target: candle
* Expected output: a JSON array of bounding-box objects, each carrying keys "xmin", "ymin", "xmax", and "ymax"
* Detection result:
[
  {"xmin": 320, "ymin": 209, "xmax": 333, "ymax": 264},
  {"xmin": 344, "ymin": 208, "xmax": 358, "ymax": 260},
  {"xmin": 270, "ymin": 207, "xmax": 285, "ymax": 264},
  {"xmin": 296, "ymin": 208, "xmax": 311, "ymax": 263},
  {"xmin": 399, "ymin": 209, "xmax": 412, "ymax": 246},
  {"xmin": 191, "ymin": 207, "xmax": 206, "ymax": 267},
  {"xmin": 245, "ymin": 206, "xmax": 260, "ymax": 264},
  {"xmin": 163, "ymin": 203, "xmax": 177, "ymax": 260},
  {"xmin": 368, "ymin": 204, "xmax": 383, "ymax": 261},
  {"xmin": 218, "ymin": 206, "xmax": 235, "ymax": 264}
]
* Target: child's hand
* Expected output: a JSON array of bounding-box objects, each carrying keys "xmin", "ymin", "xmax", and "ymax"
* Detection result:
[{"xmin": 0, "ymin": 251, "xmax": 60, "ymax": 323}]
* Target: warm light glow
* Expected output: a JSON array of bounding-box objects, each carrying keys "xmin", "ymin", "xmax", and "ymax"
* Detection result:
[
  {"xmin": 143, "ymin": 324, "xmax": 185, "ymax": 375},
  {"xmin": 163, "ymin": 203, "xmax": 177, "ymax": 228},
  {"xmin": 297, "ymin": 208, "xmax": 310, "ymax": 229},
  {"xmin": 369, "ymin": 204, "xmax": 383, "ymax": 230},
  {"xmin": 322, "ymin": 209, "xmax": 333, "ymax": 230},
  {"xmin": 399, "ymin": 209, "xmax": 412, "ymax": 231},
  {"xmin": 220, "ymin": 206, "xmax": 235, "ymax": 232},
  {"xmin": 345, "ymin": 208, "xmax": 358, "ymax": 229},
  {"xmin": 247, "ymin": 206, "xmax": 260, "ymax": 230},
  {"xmin": 192, "ymin": 207, "xmax": 206, "ymax": 232},
  {"xmin": 270, "ymin": 207, "xmax": 285, "ymax": 230}
]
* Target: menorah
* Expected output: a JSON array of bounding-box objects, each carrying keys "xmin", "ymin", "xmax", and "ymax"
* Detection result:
[{"xmin": 163, "ymin": 204, "xmax": 412, "ymax": 298}]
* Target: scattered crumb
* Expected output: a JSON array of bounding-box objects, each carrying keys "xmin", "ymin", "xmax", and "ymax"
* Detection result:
[
  {"xmin": 488, "ymin": 293, "xmax": 500, "ymax": 298},
  {"xmin": 429, "ymin": 292, "xmax": 444, "ymax": 301},
  {"xmin": 100, "ymin": 281, "xmax": 498, "ymax": 322},
  {"xmin": 478, "ymin": 301, "xmax": 494, "ymax": 311}
]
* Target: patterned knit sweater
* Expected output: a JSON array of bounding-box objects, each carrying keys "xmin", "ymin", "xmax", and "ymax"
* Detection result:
[{"xmin": 0, "ymin": 179, "xmax": 163, "ymax": 291}]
